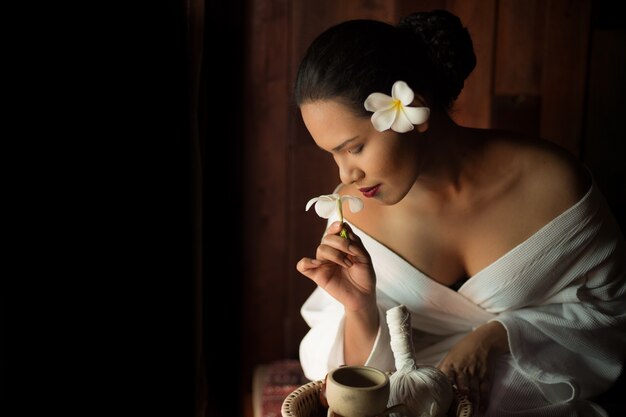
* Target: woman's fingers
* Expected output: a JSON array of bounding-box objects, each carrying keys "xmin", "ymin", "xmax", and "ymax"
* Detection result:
[
  {"xmin": 316, "ymin": 241, "xmax": 353, "ymax": 268},
  {"xmin": 295, "ymin": 257, "xmax": 337, "ymax": 288},
  {"xmin": 296, "ymin": 257, "xmax": 322, "ymax": 273},
  {"xmin": 344, "ymin": 225, "xmax": 370, "ymax": 262},
  {"xmin": 322, "ymin": 228, "xmax": 352, "ymax": 252},
  {"xmin": 325, "ymin": 221, "xmax": 344, "ymax": 235},
  {"xmin": 322, "ymin": 222, "xmax": 370, "ymax": 263},
  {"xmin": 441, "ymin": 365, "xmax": 485, "ymax": 404},
  {"xmin": 297, "ymin": 222, "xmax": 371, "ymax": 272},
  {"xmin": 451, "ymin": 371, "xmax": 489, "ymax": 413},
  {"xmin": 454, "ymin": 370, "xmax": 470, "ymax": 396}
]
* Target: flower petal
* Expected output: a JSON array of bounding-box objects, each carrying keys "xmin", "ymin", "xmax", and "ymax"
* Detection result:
[
  {"xmin": 305, "ymin": 197, "xmax": 319, "ymax": 211},
  {"xmin": 402, "ymin": 106, "xmax": 430, "ymax": 125},
  {"xmin": 315, "ymin": 193, "xmax": 340, "ymax": 203},
  {"xmin": 391, "ymin": 110, "xmax": 415, "ymax": 133},
  {"xmin": 391, "ymin": 81, "xmax": 414, "ymax": 106},
  {"xmin": 364, "ymin": 93, "xmax": 394, "ymax": 112},
  {"xmin": 371, "ymin": 108, "xmax": 398, "ymax": 132},
  {"xmin": 314, "ymin": 199, "xmax": 337, "ymax": 218},
  {"xmin": 341, "ymin": 195, "xmax": 364, "ymax": 213}
]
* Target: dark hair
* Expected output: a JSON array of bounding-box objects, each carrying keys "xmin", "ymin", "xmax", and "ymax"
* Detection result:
[{"xmin": 294, "ymin": 10, "xmax": 476, "ymax": 114}]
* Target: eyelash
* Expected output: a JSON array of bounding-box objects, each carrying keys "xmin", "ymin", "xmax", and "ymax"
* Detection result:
[{"xmin": 348, "ymin": 145, "xmax": 363, "ymax": 155}]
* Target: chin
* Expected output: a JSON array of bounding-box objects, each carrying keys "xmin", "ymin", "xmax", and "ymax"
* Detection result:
[
  {"xmin": 387, "ymin": 189, "xmax": 412, "ymax": 205},
  {"xmin": 377, "ymin": 193, "xmax": 401, "ymax": 206}
]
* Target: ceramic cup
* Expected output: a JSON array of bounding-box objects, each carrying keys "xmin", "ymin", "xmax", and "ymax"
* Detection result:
[{"xmin": 325, "ymin": 365, "xmax": 405, "ymax": 417}]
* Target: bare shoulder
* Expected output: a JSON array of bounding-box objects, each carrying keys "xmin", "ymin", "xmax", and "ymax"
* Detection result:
[
  {"xmin": 335, "ymin": 183, "xmax": 383, "ymax": 226},
  {"xmin": 511, "ymin": 136, "xmax": 591, "ymax": 215}
]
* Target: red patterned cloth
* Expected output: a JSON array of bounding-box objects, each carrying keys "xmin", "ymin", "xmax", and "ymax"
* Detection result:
[{"xmin": 254, "ymin": 359, "xmax": 311, "ymax": 417}]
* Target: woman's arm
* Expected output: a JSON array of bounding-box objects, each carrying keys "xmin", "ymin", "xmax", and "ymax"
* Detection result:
[
  {"xmin": 344, "ymin": 303, "xmax": 379, "ymax": 365},
  {"xmin": 297, "ymin": 221, "xmax": 380, "ymax": 367}
]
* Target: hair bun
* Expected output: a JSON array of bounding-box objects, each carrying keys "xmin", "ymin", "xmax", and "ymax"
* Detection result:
[{"xmin": 398, "ymin": 10, "xmax": 476, "ymax": 105}]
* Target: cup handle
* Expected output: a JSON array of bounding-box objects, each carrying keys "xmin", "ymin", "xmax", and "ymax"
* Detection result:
[{"xmin": 380, "ymin": 403, "xmax": 406, "ymax": 416}]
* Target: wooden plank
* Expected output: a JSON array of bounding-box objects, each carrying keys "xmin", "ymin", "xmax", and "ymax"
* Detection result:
[
  {"xmin": 492, "ymin": 0, "xmax": 545, "ymax": 137},
  {"xmin": 494, "ymin": 0, "xmax": 545, "ymax": 95},
  {"xmin": 492, "ymin": 94, "xmax": 541, "ymax": 136},
  {"xmin": 290, "ymin": 0, "xmax": 336, "ymax": 81},
  {"xmin": 242, "ymin": 0, "xmax": 290, "ymax": 392},
  {"xmin": 582, "ymin": 29, "xmax": 626, "ymax": 233},
  {"xmin": 540, "ymin": 0, "xmax": 591, "ymax": 155},
  {"xmin": 338, "ymin": 0, "xmax": 396, "ymax": 23},
  {"xmin": 285, "ymin": 142, "xmax": 338, "ymax": 357},
  {"xmin": 446, "ymin": 0, "xmax": 496, "ymax": 128}
]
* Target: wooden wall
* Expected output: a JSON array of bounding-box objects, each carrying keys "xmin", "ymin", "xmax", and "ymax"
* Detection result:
[{"xmin": 240, "ymin": 0, "xmax": 625, "ymax": 397}]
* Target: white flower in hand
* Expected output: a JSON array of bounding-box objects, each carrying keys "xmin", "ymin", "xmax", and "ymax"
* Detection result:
[
  {"xmin": 364, "ymin": 80, "xmax": 430, "ymax": 133},
  {"xmin": 306, "ymin": 193, "xmax": 363, "ymax": 238}
]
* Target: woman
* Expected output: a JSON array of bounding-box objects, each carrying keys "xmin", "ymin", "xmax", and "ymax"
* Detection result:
[{"xmin": 294, "ymin": 10, "xmax": 626, "ymax": 416}]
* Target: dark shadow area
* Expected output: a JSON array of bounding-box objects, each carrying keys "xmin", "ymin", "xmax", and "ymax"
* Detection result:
[
  {"xmin": 595, "ymin": 367, "xmax": 626, "ymax": 416},
  {"xmin": 584, "ymin": 2, "xmax": 626, "ymax": 238},
  {"xmin": 202, "ymin": 1, "xmax": 245, "ymax": 416}
]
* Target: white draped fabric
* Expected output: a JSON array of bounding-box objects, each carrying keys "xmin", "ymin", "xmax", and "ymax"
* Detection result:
[{"xmin": 300, "ymin": 182, "xmax": 626, "ymax": 416}]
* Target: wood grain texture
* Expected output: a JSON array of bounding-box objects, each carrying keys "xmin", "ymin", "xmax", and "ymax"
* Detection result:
[
  {"xmin": 242, "ymin": 0, "xmax": 291, "ymax": 388},
  {"xmin": 491, "ymin": 0, "xmax": 545, "ymax": 137},
  {"xmin": 447, "ymin": 0, "xmax": 496, "ymax": 128},
  {"xmin": 492, "ymin": 94, "xmax": 541, "ymax": 137},
  {"xmin": 494, "ymin": 0, "xmax": 545, "ymax": 95},
  {"xmin": 540, "ymin": 0, "xmax": 591, "ymax": 155}
]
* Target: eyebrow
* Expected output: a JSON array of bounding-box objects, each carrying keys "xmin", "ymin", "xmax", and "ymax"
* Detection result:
[{"xmin": 331, "ymin": 136, "xmax": 359, "ymax": 153}]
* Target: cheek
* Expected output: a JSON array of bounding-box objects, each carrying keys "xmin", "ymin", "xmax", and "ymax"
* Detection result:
[{"xmin": 371, "ymin": 142, "xmax": 414, "ymax": 179}]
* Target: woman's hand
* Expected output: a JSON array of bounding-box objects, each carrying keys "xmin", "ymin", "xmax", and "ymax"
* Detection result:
[
  {"xmin": 437, "ymin": 321, "xmax": 509, "ymax": 413},
  {"xmin": 296, "ymin": 221, "xmax": 376, "ymax": 312}
]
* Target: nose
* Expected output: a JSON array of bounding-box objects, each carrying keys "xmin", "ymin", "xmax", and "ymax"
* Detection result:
[{"xmin": 339, "ymin": 162, "xmax": 364, "ymax": 185}]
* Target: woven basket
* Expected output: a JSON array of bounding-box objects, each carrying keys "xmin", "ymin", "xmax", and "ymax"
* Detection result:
[{"xmin": 281, "ymin": 379, "xmax": 472, "ymax": 417}]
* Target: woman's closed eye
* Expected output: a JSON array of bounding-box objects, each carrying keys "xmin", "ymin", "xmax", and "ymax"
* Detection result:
[{"xmin": 348, "ymin": 145, "xmax": 364, "ymax": 155}]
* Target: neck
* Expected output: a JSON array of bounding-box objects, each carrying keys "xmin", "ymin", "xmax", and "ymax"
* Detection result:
[{"xmin": 413, "ymin": 113, "xmax": 484, "ymax": 195}]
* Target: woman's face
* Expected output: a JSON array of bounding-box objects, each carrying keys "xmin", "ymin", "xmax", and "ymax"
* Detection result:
[{"xmin": 300, "ymin": 99, "xmax": 421, "ymax": 205}]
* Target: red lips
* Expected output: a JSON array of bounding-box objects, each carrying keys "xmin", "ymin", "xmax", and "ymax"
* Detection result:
[{"xmin": 358, "ymin": 184, "xmax": 381, "ymax": 198}]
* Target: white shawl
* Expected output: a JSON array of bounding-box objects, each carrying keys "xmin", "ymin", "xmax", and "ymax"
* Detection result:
[{"xmin": 299, "ymin": 182, "xmax": 626, "ymax": 416}]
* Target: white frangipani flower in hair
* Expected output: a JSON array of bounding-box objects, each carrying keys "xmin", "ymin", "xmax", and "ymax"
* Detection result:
[
  {"xmin": 305, "ymin": 193, "xmax": 363, "ymax": 238},
  {"xmin": 364, "ymin": 80, "xmax": 430, "ymax": 133}
]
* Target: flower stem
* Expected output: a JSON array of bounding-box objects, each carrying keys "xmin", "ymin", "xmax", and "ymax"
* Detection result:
[{"xmin": 337, "ymin": 198, "xmax": 348, "ymax": 239}]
